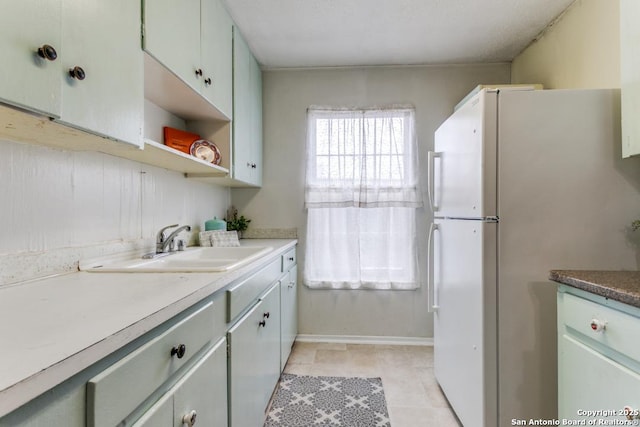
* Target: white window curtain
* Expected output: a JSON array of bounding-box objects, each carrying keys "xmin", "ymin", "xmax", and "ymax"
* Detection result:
[{"xmin": 304, "ymin": 106, "xmax": 422, "ymax": 290}]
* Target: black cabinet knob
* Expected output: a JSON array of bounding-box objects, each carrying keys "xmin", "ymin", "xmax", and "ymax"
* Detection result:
[
  {"xmin": 263, "ymin": 312, "xmax": 270, "ymax": 319},
  {"xmin": 171, "ymin": 344, "xmax": 187, "ymax": 359},
  {"xmin": 288, "ymin": 257, "xmax": 294, "ymax": 261},
  {"xmin": 258, "ymin": 320, "xmax": 266, "ymax": 327},
  {"xmin": 251, "ymin": 163, "xmax": 257, "ymax": 169},
  {"xmin": 37, "ymin": 44, "xmax": 57, "ymax": 61},
  {"xmin": 195, "ymin": 68, "xmax": 203, "ymax": 77},
  {"xmin": 204, "ymin": 77, "xmax": 212, "ymax": 86},
  {"xmin": 68, "ymin": 66, "xmax": 85, "ymax": 80}
]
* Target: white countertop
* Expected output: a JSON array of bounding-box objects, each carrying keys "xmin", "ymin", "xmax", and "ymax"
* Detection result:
[{"xmin": 0, "ymin": 239, "xmax": 296, "ymax": 418}]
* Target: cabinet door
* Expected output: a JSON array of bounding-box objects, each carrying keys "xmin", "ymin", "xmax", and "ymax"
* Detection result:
[
  {"xmin": 281, "ymin": 266, "xmax": 298, "ymax": 371},
  {"xmin": 228, "ymin": 282, "xmax": 280, "ymax": 427},
  {"xmin": 559, "ymin": 335, "xmax": 640, "ymax": 421},
  {"xmin": 0, "ymin": 1, "xmax": 62, "ymax": 117},
  {"xmin": 249, "ymin": 51, "xmax": 263, "ymax": 186},
  {"xmin": 59, "ymin": 0, "xmax": 143, "ymax": 147},
  {"xmin": 143, "ymin": 0, "xmax": 201, "ymax": 93},
  {"xmin": 201, "ymin": 0, "xmax": 233, "ymax": 118},
  {"xmin": 131, "ymin": 394, "xmax": 173, "ymax": 427},
  {"xmin": 261, "ymin": 280, "xmax": 281, "ymax": 394},
  {"xmin": 173, "ymin": 338, "xmax": 228, "ymax": 427},
  {"xmin": 621, "ymin": 0, "xmax": 640, "ymax": 158},
  {"xmin": 232, "ymin": 27, "xmax": 254, "ymax": 185}
]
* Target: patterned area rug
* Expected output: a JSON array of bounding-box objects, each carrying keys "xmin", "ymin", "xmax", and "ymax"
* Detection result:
[{"xmin": 264, "ymin": 374, "xmax": 391, "ymax": 427}]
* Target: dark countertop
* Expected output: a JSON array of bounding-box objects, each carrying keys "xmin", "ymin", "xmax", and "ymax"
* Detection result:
[{"xmin": 549, "ymin": 270, "xmax": 640, "ymax": 308}]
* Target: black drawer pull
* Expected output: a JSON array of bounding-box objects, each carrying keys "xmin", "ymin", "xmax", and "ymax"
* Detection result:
[{"xmin": 170, "ymin": 344, "xmax": 186, "ymax": 359}]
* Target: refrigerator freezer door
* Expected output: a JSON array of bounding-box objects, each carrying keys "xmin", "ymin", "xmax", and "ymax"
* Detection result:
[
  {"xmin": 432, "ymin": 90, "xmax": 497, "ymax": 219},
  {"xmin": 433, "ymin": 218, "xmax": 497, "ymax": 427}
]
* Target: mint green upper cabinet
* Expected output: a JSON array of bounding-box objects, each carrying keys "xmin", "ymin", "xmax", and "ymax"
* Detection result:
[
  {"xmin": 58, "ymin": 0, "xmax": 143, "ymax": 147},
  {"xmin": 621, "ymin": 0, "xmax": 640, "ymax": 158},
  {"xmin": 0, "ymin": 1, "xmax": 62, "ymax": 117},
  {"xmin": 143, "ymin": 0, "xmax": 233, "ymax": 119},
  {"xmin": 143, "ymin": 0, "xmax": 201, "ymax": 91},
  {"xmin": 232, "ymin": 28, "xmax": 263, "ymax": 187},
  {"xmin": 201, "ymin": 0, "xmax": 233, "ymax": 118}
]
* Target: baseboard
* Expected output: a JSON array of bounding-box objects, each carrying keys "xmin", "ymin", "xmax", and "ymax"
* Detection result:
[{"xmin": 295, "ymin": 334, "xmax": 433, "ymax": 346}]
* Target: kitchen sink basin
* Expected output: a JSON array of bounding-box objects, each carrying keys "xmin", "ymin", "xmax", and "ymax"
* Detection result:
[{"xmin": 82, "ymin": 246, "xmax": 274, "ymax": 273}]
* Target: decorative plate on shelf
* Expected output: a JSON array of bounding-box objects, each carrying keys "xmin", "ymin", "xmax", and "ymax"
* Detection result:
[{"xmin": 190, "ymin": 139, "xmax": 221, "ymax": 165}]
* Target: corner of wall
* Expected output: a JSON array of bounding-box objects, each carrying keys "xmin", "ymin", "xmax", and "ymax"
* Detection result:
[{"xmin": 511, "ymin": 0, "xmax": 620, "ymax": 89}]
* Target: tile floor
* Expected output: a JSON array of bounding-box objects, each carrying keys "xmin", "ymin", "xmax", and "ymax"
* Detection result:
[{"xmin": 280, "ymin": 341, "xmax": 462, "ymax": 427}]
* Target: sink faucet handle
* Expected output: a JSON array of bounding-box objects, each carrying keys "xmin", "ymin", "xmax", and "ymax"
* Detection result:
[{"xmin": 157, "ymin": 224, "xmax": 179, "ymax": 243}]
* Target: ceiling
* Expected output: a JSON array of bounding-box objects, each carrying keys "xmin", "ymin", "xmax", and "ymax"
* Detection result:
[{"xmin": 222, "ymin": 0, "xmax": 576, "ymax": 69}]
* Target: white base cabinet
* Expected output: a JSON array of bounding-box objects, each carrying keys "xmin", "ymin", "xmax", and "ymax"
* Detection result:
[{"xmin": 558, "ymin": 287, "xmax": 640, "ymax": 422}]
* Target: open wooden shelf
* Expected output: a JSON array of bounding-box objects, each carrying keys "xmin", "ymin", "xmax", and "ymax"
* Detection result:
[{"xmin": 140, "ymin": 139, "xmax": 228, "ymax": 176}]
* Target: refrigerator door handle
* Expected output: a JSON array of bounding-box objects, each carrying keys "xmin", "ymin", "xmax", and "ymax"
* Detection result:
[
  {"xmin": 427, "ymin": 151, "xmax": 442, "ymax": 213},
  {"xmin": 427, "ymin": 222, "xmax": 440, "ymax": 312}
]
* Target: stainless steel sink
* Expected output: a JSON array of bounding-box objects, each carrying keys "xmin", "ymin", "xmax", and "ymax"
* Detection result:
[{"xmin": 82, "ymin": 246, "xmax": 273, "ymax": 273}]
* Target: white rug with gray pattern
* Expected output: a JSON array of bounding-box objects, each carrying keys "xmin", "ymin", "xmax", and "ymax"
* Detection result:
[{"xmin": 264, "ymin": 374, "xmax": 391, "ymax": 427}]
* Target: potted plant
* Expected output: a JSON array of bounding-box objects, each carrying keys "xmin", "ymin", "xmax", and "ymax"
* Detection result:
[{"xmin": 225, "ymin": 206, "xmax": 251, "ymax": 238}]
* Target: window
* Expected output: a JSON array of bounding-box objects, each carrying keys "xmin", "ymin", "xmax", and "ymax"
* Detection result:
[{"xmin": 304, "ymin": 106, "xmax": 421, "ymax": 290}]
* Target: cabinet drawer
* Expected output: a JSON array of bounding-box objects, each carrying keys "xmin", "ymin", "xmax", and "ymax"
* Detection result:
[
  {"xmin": 281, "ymin": 248, "xmax": 296, "ymax": 272},
  {"xmin": 561, "ymin": 293, "xmax": 640, "ymax": 363},
  {"xmin": 87, "ymin": 302, "xmax": 215, "ymax": 427},
  {"xmin": 226, "ymin": 258, "xmax": 280, "ymax": 322},
  {"xmin": 559, "ymin": 335, "xmax": 640, "ymax": 421}
]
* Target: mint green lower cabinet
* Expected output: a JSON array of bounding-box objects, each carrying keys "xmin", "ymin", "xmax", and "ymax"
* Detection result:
[
  {"xmin": 172, "ymin": 338, "xmax": 228, "ymax": 427},
  {"xmin": 87, "ymin": 303, "xmax": 215, "ymax": 427},
  {"xmin": 0, "ymin": 385, "xmax": 85, "ymax": 427},
  {"xmin": 131, "ymin": 393, "xmax": 173, "ymax": 427},
  {"xmin": 131, "ymin": 337, "xmax": 228, "ymax": 427},
  {"xmin": 557, "ymin": 287, "xmax": 640, "ymax": 422},
  {"xmin": 280, "ymin": 266, "xmax": 298, "ymax": 371},
  {"xmin": 559, "ymin": 335, "xmax": 640, "ymax": 421},
  {"xmin": 228, "ymin": 281, "xmax": 281, "ymax": 427}
]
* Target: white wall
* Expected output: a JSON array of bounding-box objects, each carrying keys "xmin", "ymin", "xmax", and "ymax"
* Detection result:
[
  {"xmin": 0, "ymin": 137, "xmax": 229, "ymax": 285},
  {"xmin": 231, "ymin": 64, "xmax": 511, "ymax": 339},
  {"xmin": 511, "ymin": 0, "xmax": 620, "ymax": 89}
]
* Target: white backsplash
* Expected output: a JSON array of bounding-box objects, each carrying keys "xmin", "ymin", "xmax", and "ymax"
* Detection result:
[{"xmin": 0, "ymin": 137, "xmax": 230, "ymax": 286}]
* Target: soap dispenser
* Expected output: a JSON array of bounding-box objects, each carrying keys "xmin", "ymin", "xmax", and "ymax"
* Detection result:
[{"xmin": 204, "ymin": 217, "xmax": 227, "ymax": 231}]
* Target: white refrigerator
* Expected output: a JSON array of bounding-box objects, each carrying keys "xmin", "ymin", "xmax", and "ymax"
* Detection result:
[{"xmin": 428, "ymin": 88, "xmax": 640, "ymax": 426}]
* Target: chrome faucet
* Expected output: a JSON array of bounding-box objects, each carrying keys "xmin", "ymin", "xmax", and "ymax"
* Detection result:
[{"xmin": 156, "ymin": 224, "xmax": 191, "ymax": 254}]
